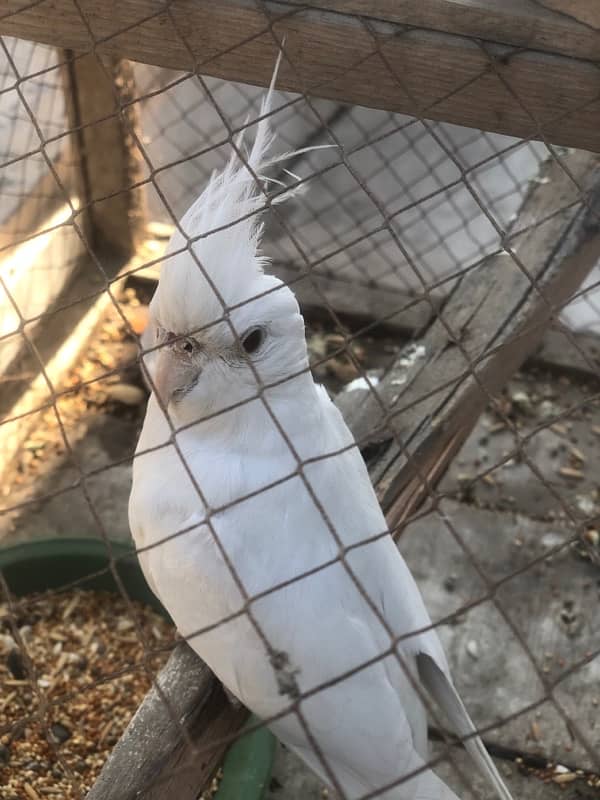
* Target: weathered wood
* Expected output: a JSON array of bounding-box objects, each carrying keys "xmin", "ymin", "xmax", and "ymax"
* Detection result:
[
  {"xmin": 531, "ymin": 325, "xmax": 600, "ymax": 378},
  {"xmin": 132, "ymin": 259, "xmax": 436, "ymax": 336},
  {"xmin": 300, "ymin": 0, "xmax": 600, "ymax": 61},
  {"xmin": 3, "ymin": 2, "xmax": 600, "ymax": 152},
  {"xmin": 63, "ymin": 51, "xmax": 146, "ymax": 258},
  {"xmin": 85, "ymin": 643, "xmax": 247, "ymax": 800},
  {"xmin": 339, "ymin": 149, "xmax": 600, "ymax": 530},
  {"xmin": 274, "ymin": 264, "xmax": 436, "ymax": 335},
  {"xmin": 131, "ymin": 249, "xmax": 600, "ymax": 380},
  {"xmin": 535, "ymin": 0, "xmax": 600, "ymax": 30}
]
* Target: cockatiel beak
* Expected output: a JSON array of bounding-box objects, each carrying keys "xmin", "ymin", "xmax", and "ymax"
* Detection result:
[
  {"xmin": 153, "ymin": 347, "xmax": 179, "ymax": 405},
  {"xmin": 153, "ymin": 342, "xmax": 201, "ymax": 406}
]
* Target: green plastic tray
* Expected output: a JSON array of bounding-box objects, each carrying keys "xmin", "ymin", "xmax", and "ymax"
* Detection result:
[{"xmin": 0, "ymin": 538, "xmax": 275, "ymax": 800}]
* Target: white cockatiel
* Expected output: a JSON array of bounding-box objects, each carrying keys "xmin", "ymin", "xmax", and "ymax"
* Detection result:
[{"xmin": 129, "ymin": 67, "xmax": 515, "ymax": 800}]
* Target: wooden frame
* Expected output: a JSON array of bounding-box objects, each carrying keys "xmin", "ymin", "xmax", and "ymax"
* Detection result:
[
  {"xmin": 2, "ymin": 0, "xmax": 600, "ymax": 152},
  {"xmin": 62, "ymin": 52, "xmax": 146, "ymax": 257}
]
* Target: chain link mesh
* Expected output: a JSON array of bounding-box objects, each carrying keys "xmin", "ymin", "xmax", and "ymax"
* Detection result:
[{"xmin": 1, "ymin": 6, "xmax": 600, "ymax": 799}]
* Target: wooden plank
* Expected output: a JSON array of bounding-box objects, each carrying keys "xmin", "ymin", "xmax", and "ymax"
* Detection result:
[
  {"xmin": 63, "ymin": 52, "xmax": 146, "ymax": 258},
  {"xmin": 530, "ymin": 325, "xmax": 600, "ymax": 377},
  {"xmin": 300, "ymin": 0, "xmax": 600, "ymax": 62},
  {"xmin": 131, "ymin": 259, "xmax": 436, "ymax": 336},
  {"xmin": 3, "ymin": 2, "xmax": 600, "ymax": 152},
  {"xmin": 131, "ymin": 248, "xmax": 600, "ymax": 380},
  {"xmin": 339, "ymin": 148, "xmax": 600, "ymax": 530},
  {"xmin": 272, "ymin": 264, "xmax": 435, "ymax": 335},
  {"xmin": 535, "ymin": 0, "xmax": 600, "ymax": 30}
]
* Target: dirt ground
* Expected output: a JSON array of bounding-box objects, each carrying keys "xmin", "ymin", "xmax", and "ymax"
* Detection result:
[{"xmin": 2, "ymin": 283, "xmax": 600, "ymax": 799}]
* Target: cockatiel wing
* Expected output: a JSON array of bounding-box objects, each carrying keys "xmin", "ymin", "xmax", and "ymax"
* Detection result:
[
  {"xmin": 129, "ymin": 409, "xmax": 458, "ymax": 800},
  {"xmin": 316, "ymin": 398, "xmax": 514, "ymax": 800}
]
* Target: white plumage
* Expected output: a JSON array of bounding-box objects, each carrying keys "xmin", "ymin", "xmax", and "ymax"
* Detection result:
[{"xmin": 129, "ymin": 60, "xmax": 515, "ymax": 800}]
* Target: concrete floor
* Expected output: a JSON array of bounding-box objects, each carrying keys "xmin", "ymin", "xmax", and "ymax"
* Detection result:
[{"xmin": 266, "ymin": 739, "xmax": 599, "ymax": 800}]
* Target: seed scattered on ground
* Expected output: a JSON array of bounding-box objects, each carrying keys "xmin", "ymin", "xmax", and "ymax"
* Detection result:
[
  {"xmin": 0, "ymin": 589, "xmax": 175, "ymax": 799},
  {"xmin": 558, "ymin": 466, "xmax": 584, "ymax": 480}
]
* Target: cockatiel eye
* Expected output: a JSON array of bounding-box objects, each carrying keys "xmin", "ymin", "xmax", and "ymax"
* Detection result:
[
  {"xmin": 241, "ymin": 327, "xmax": 265, "ymax": 354},
  {"xmin": 171, "ymin": 336, "xmax": 199, "ymax": 356}
]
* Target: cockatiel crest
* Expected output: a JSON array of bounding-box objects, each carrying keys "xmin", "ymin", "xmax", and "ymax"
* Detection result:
[
  {"xmin": 144, "ymin": 54, "xmax": 320, "ymax": 420},
  {"xmin": 151, "ymin": 55, "xmax": 309, "ymax": 337}
]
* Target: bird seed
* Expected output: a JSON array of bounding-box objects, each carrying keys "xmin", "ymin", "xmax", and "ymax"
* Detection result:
[{"xmin": 0, "ymin": 588, "xmax": 174, "ymax": 798}]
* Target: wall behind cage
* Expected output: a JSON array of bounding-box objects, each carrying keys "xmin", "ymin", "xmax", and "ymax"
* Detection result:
[
  {"xmin": 0, "ymin": 39, "xmax": 88, "ymax": 390},
  {"xmin": 3, "ymin": 40, "xmax": 600, "ymax": 408},
  {"xmin": 133, "ymin": 62, "xmax": 549, "ymax": 300}
]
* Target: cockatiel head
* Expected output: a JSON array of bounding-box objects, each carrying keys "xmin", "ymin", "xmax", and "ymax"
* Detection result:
[{"xmin": 146, "ymin": 60, "xmax": 315, "ymax": 425}]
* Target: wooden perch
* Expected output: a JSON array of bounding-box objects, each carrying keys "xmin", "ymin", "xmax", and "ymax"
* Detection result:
[
  {"xmin": 339, "ymin": 148, "xmax": 600, "ymax": 530},
  {"xmin": 85, "ymin": 643, "xmax": 246, "ymax": 800},
  {"xmin": 87, "ymin": 148, "xmax": 600, "ymax": 797},
  {"xmin": 3, "ymin": 1, "xmax": 600, "ymax": 152}
]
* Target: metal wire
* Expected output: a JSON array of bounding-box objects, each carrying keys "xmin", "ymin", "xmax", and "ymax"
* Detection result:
[{"xmin": 1, "ymin": 5, "xmax": 600, "ymax": 799}]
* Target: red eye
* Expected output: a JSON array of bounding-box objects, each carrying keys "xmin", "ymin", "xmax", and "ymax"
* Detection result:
[{"xmin": 242, "ymin": 328, "xmax": 264, "ymax": 354}]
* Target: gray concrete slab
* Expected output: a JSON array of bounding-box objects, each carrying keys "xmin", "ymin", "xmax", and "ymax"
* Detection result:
[
  {"xmin": 400, "ymin": 501, "xmax": 599, "ymax": 773},
  {"xmin": 441, "ymin": 370, "xmax": 600, "ymax": 523},
  {"xmin": 266, "ymin": 738, "xmax": 599, "ymax": 800}
]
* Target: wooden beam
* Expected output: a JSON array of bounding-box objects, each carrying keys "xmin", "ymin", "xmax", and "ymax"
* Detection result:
[
  {"xmin": 530, "ymin": 325, "xmax": 600, "ymax": 378},
  {"xmin": 535, "ymin": 0, "xmax": 600, "ymax": 31},
  {"xmin": 3, "ymin": 2, "xmax": 600, "ymax": 152},
  {"xmin": 340, "ymin": 148, "xmax": 600, "ymax": 529},
  {"xmin": 132, "ymin": 259, "xmax": 436, "ymax": 337},
  {"xmin": 131, "ymin": 251, "xmax": 600, "ymax": 382},
  {"xmin": 62, "ymin": 52, "xmax": 146, "ymax": 259},
  {"xmin": 300, "ymin": 1, "xmax": 600, "ymax": 62}
]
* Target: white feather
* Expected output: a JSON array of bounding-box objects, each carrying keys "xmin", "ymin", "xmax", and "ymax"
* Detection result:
[{"xmin": 130, "ymin": 54, "xmax": 515, "ymax": 800}]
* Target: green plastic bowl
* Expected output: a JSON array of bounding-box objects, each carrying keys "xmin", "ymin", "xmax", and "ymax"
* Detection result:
[{"xmin": 0, "ymin": 538, "xmax": 275, "ymax": 800}]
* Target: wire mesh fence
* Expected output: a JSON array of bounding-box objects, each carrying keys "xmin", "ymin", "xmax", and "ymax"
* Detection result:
[{"xmin": 1, "ymin": 3, "xmax": 600, "ymax": 799}]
